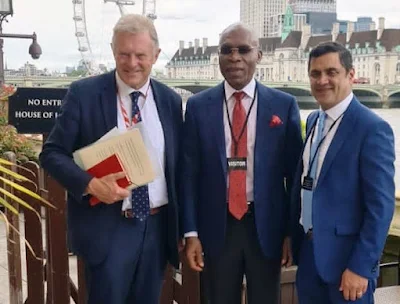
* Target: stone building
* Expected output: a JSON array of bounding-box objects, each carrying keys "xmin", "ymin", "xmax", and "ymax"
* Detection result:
[{"xmin": 166, "ymin": 18, "xmax": 400, "ymax": 85}]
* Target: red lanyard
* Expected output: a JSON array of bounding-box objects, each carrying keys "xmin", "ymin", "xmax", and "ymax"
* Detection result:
[{"xmin": 118, "ymin": 83, "xmax": 151, "ymax": 128}]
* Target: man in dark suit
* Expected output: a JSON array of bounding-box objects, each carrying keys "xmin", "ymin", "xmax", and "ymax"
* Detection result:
[
  {"xmin": 180, "ymin": 23, "xmax": 303, "ymax": 304},
  {"xmin": 291, "ymin": 42, "xmax": 395, "ymax": 303},
  {"xmin": 40, "ymin": 14, "xmax": 182, "ymax": 304}
]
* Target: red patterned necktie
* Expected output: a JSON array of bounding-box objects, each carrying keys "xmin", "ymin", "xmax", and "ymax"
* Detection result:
[{"xmin": 228, "ymin": 91, "xmax": 248, "ymax": 220}]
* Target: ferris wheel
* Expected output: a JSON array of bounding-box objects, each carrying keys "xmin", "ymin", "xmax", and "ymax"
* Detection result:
[{"xmin": 72, "ymin": 0, "xmax": 157, "ymax": 74}]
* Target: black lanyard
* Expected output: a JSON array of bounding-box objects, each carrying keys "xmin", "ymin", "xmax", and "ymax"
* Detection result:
[
  {"xmin": 307, "ymin": 112, "xmax": 344, "ymax": 176},
  {"xmin": 224, "ymin": 83, "xmax": 257, "ymax": 156}
]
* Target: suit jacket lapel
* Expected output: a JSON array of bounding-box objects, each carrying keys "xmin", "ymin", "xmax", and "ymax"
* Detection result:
[
  {"xmin": 207, "ymin": 83, "xmax": 227, "ymax": 177},
  {"xmin": 100, "ymin": 71, "xmax": 118, "ymax": 130},
  {"xmin": 151, "ymin": 79, "xmax": 174, "ymax": 176},
  {"xmin": 317, "ymin": 98, "xmax": 359, "ymax": 187},
  {"xmin": 295, "ymin": 111, "xmax": 318, "ymax": 188},
  {"xmin": 306, "ymin": 112, "xmax": 319, "ymax": 140},
  {"xmin": 254, "ymin": 83, "xmax": 272, "ymax": 170}
]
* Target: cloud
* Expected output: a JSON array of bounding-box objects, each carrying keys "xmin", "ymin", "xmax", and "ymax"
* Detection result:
[{"xmin": 1, "ymin": 0, "xmax": 399, "ymax": 72}]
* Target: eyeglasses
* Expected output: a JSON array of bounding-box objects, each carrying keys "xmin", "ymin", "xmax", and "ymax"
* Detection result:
[{"xmin": 219, "ymin": 45, "xmax": 255, "ymax": 55}]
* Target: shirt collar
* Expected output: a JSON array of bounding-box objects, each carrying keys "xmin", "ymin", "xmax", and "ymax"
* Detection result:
[
  {"xmin": 324, "ymin": 92, "xmax": 353, "ymax": 120},
  {"xmin": 115, "ymin": 72, "xmax": 151, "ymax": 98},
  {"xmin": 224, "ymin": 78, "xmax": 256, "ymax": 100}
]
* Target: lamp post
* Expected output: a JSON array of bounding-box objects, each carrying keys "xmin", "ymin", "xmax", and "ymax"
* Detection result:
[{"xmin": 0, "ymin": 0, "xmax": 42, "ymax": 86}]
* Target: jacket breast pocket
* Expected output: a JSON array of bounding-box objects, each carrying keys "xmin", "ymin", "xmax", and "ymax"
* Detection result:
[{"xmin": 335, "ymin": 223, "xmax": 360, "ymax": 236}]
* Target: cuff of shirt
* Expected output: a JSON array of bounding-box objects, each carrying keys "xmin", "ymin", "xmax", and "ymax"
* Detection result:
[{"xmin": 184, "ymin": 231, "xmax": 198, "ymax": 238}]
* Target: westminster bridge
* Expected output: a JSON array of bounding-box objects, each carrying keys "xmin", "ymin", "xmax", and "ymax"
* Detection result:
[{"xmin": 4, "ymin": 76, "xmax": 400, "ymax": 108}]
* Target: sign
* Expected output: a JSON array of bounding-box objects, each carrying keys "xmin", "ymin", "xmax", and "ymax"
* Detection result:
[{"xmin": 8, "ymin": 87, "xmax": 67, "ymax": 134}]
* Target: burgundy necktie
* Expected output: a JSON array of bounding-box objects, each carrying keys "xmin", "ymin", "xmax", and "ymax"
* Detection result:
[{"xmin": 228, "ymin": 91, "xmax": 248, "ymax": 220}]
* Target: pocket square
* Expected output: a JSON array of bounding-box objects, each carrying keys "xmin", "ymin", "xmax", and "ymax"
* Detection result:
[{"xmin": 269, "ymin": 115, "xmax": 283, "ymax": 127}]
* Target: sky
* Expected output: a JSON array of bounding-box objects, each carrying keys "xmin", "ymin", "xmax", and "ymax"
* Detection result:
[{"xmin": 2, "ymin": 0, "xmax": 400, "ymax": 72}]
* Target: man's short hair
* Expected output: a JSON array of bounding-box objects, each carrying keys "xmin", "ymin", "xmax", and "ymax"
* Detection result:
[
  {"xmin": 112, "ymin": 14, "xmax": 159, "ymax": 49},
  {"xmin": 308, "ymin": 42, "xmax": 353, "ymax": 72},
  {"xmin": 219, "ymin": 22, "xmax": 259, "ymax": 48}
]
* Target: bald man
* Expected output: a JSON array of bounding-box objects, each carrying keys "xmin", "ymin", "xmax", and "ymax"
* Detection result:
[{"xmin": 180, "ymin": 23, "xmax": 303, "ymax": 304}]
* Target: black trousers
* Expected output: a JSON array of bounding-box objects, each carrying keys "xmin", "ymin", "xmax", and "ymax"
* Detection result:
[{"xmin": 202, "ymin": 208, "xmax": 281, "ymax": 304}]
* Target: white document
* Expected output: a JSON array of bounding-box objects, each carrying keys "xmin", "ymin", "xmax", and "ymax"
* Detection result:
[{"xmin": 73, "ymin": 128, "xmax": 155, "ymax": 189}]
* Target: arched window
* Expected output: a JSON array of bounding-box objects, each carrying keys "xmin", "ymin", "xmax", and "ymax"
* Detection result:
[
  {"xmin": 396, "ymin": 63, "xmax": 400, "ymax": 73},
  {"xmin": 374, "ymin": 63, "xmax": 381, "ymax": 84},
  {"xmin": 375, "ymin": 63, "xmax": 380, "ymax": 73},
  {"xmin": 279, "ymin": 53, "xmax": 284, "ymax": 81}
]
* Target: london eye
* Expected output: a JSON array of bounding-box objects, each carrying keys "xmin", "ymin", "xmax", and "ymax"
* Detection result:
[{"xmin": 72, "ymin": 0, "xmax": 157, "ymax": 74}]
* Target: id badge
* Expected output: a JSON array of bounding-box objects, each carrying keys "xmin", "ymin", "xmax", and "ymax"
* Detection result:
[
  {"xmin": 302, "ymin": 176, "xmax": 314, "ymax": 191},
  {"xmin": 227, "ymin": 157, "xmax": 247, "ymax": 171}
]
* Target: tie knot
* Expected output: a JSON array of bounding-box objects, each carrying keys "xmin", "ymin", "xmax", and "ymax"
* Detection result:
[
  {"xmin": 233, "ymin": 91, "xmax": 245, "ymax": 102},
  {"xmin": 130, "ymin": 91, "xmax": 141, "ymax": 104},
  {"xmin": 319, "ymin": 110, "xmax": 326, "ymax": 123},
  {"xmin": 318, "ymin": 110, "xmax": 326, "ymax": 134}
]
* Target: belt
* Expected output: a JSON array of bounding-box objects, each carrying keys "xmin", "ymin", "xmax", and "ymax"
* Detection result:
[
  {"xmin": 306, "ymin": 229, "xmax": 313, "ymax": 240},
  {"xmin": 246, "ymin": 202, "xmax": 254, "ymax": 214},
  {"xmin": 122, "ymin": 205, "xmax": 166, "ymax": 219}
]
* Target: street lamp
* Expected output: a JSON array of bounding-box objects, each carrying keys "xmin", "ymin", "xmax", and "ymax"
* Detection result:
[{"xmin": 0, "ymin": 0, "xmax": 42, "ymax": 85}]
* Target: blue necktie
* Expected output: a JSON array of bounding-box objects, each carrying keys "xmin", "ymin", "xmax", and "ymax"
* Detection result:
[
  {"xmin": 130, "ymin": 91, "xmax": 150, "ymax": 221},
  {"xmin": 302, "ymin": 111, "xmax": 326, "ymax": 232}
]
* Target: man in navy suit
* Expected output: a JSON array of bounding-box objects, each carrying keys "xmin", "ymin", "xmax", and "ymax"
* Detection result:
[
  {"xmin": 40, "ymin": 14, "xmax": 182, "ymax": 304},
  {"xmin": 291, "ymin": 42, "xmax": 395, "ymax": 303},
  {"xmin": 180, "ymin": 23, "xmax": 303, "ymax": 304}
]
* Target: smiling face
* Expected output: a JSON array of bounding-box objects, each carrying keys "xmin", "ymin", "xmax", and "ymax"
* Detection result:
[
  {"xmin": 218, "ymin": 27, "xmax": 262, "ymax": 90},
  {"xmin": 113, "ymin": 31, "xmax": 160, "ymax": 89},
  {"xmin": 309, "ymin": 52, "xmax": 355, "ymax": 110}
]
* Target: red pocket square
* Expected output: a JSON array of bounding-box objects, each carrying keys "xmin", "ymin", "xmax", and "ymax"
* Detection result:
[{"xmin": 269, "ymin": 115, "xmax": 283, "ymax": 127}]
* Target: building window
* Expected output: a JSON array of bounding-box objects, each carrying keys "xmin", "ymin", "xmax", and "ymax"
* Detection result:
[
  {"xmin": 396, "ymin": 63, "xmax": 400, "ymax": 74},
  {"xmin": 374, "ymin": 63, "xmax": 381, "ymax": 84},
  {"xmin": 279, "ymin": 53, "xmax": 284, "ymax": 81}
]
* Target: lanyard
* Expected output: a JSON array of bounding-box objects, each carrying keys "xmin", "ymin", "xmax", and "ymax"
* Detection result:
[
  {"xmin": 118, "ymin": 84, "xmax": 151, "ymax": 128},
  {"xmin": 224, "ymin": 83, "xmax": 257, "ymax": 156},
  {"xmin": 307, "ymin": 112, "xmax": 344, "ymax": 176}
]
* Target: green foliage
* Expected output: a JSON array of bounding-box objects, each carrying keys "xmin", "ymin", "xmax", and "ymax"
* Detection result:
[
  {"xmin": 67, "ymin": 69, "xmax": 87, "ymax": 77},
  {"xmin": 0, "ymin": 86, "xmax": 38, "ymax": 162},
  {"xmin": 0, "ymin": 125, "xmax": 37, "ymax": 162},
  {"xmin": 301, "ymin": 120, "xmax": 306, "ymax": 139}
]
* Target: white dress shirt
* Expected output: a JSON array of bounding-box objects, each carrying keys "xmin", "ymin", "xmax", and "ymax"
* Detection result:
[
  {"xmin": 224, "ymin": 78, "xmax": 258, "ymax": 202},
  {"xmin": 115, "ymin": 72, "xmax": 168, "ymax": 211},
  {"xmin": 185, "ymin": 79, "xmax": 258, "ymax": 238},
  {"xmin": 300, "ymin": 92, "xmax": 353, "ymax": 225}
]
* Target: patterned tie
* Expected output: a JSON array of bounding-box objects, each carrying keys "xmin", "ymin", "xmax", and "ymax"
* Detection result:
[
  {"xmin": 228, "ymin": 91, "xmax": 248, "ymax": 220},
  {"xmin": 302, "ymin": 110, "xmax": 326, "ymax": 232},
  {"xmin": 130, "ymin": 91, "xmax": 150, "ymax": 221}
]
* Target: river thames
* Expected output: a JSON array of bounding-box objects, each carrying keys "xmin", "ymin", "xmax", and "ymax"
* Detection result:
[{"xmin": 300, "ymin": 108, "xmax": 400, "ymax": 188}]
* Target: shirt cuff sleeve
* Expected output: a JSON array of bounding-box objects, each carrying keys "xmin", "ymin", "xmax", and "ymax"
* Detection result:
[{"xmin": 184, "ymin": 231, "xmax": 198, "ymax": 238}]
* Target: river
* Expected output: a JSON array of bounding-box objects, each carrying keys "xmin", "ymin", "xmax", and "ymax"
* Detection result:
[{"xmin": 300, "ymin": 108, "xmax": 400, "ymax": 188}]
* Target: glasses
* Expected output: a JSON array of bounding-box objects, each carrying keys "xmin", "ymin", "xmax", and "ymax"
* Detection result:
[{"xmin": 219, "ymin": 45, "xmax": 255, "ymax": 55}]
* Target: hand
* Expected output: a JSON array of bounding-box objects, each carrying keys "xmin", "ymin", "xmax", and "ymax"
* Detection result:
[
  {"xmin": 86, "ymin": 172, "xmax": 130, "ymax": 204},
  {"xmin": 281, "ymin": 237, "xmax": 293, "ymax": 267},
  {"xmin": 339, "ymin": 269, "xmax": 368, "ymax": 301},
  {"xmin": 185, "ymin": 237, "xmax": 204, "ymax": 272}
]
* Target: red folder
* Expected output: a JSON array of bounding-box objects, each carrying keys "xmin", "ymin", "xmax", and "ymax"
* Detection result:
[{"xmin": 86, "ymin": 153, "xmax": 131, "ymax": 206}]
